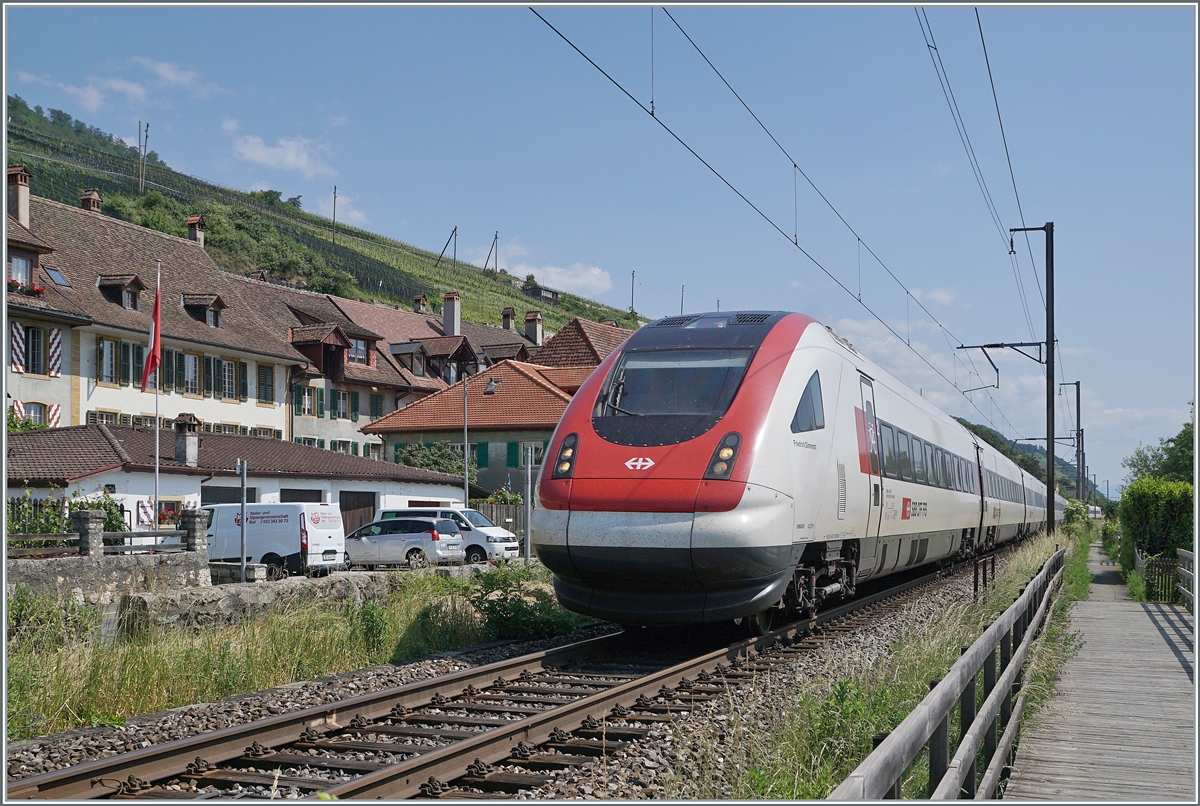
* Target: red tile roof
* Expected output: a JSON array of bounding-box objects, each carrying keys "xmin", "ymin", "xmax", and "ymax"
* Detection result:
[
  {"xmin": 362, "ymin": 360, "xmax": 573, "ymax": 434},
  {"xmin": 530, "ymin": 317, "xmax": 633, "ymax": 367},
  {"xmin": 6, "ymin": 425, "xmax": 470, "ymax": 487},
  {"xmin": 6, "ymin": 215, "xmax": 54, "ymax": 253}
]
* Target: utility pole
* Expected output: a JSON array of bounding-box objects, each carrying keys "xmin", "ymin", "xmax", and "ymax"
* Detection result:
[
  {"xmin": 630, "ymin": 270, "xmax": 636, "ymax": 313},
  {"xmin": 332, "ymin": 186, "xmax": 337, "ymax": 244},
  {"xmin": 1062, "ymin": 381, "xmax": 1081, "ymax": 498},
  {"xmin": 680, "ymin": 285, "xmax": 684, "ymax": 316},
  {"xmin": 139, "ymin": 122, "xmax": 149, "ymax": 195}
]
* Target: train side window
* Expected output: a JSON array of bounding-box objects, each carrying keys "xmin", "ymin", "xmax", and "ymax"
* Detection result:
[
  {"xmin": 953, "ymin": 458, "xmax": 964, "ymax": 491},
  {"xmin": 879, "ymin": 423, "xmax": 898, "ymax": 478},
  {"xmin": 912, "ymin": 437, "xmax": 926, "ymax": 483},
  {"xmin": 926, "ymin": 443, "xmax": 938, "ymax": 486},
  {"xmin": 943, "ymin": 452, "xmax": 954, "ymax": 490},
  {"xmin": 897, "ymin": 431, "xmax": 913, "ymax": 480},
  {"xmin": 790, "ymin": 371, "xmax": 825, "ymax": 433}
]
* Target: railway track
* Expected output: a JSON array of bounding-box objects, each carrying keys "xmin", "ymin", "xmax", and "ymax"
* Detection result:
[{"xmin": 8, "ymin": 551, "xmax": 1009, "ymax": 801}]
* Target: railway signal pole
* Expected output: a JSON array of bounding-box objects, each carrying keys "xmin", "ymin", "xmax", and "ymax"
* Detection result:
[{"xmin": 1062, "ymin": 381, "xmax": 1081, "ymax": 498}]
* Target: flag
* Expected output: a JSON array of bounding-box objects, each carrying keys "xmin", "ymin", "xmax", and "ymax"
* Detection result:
[{"xmin": 140, "ymin": 272, "xmax": 161, "ymax": 392}]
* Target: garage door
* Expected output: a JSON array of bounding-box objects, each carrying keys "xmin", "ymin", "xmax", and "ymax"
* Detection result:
[{"xmin": 339, "ymin": 491, "xmax": 376, "ymax": 535}]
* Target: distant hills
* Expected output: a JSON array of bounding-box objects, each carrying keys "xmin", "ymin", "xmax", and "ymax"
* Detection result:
[
  {"xmin": 5, "ymin": 95, "xmax": 643, "ymax": 332},
  {"xmin": 956, "ymin": 417, "xmax": 1099, "ymax": 500}
]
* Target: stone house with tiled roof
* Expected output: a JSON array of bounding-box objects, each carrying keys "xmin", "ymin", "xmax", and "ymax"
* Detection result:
[{"xmin": 362, "ymin": 359, "xmax": 578, "ymax": 496}]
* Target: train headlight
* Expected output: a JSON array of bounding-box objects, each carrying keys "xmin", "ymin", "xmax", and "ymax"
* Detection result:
[
  {"xmin": 704, "ymin": 432, "xmax": 742, "ymax": 480},
  {"xmin": 551, "ymin": 433, "xmax": 579, "ymax": 479}
]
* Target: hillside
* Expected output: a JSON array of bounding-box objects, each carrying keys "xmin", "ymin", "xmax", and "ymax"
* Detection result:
[
  {"xmin": 955, "ymin": 417, "xmax": 1097, "ymax": 499},
  {"xmin": 5, "ymin": 100, "xmax": 643, "ymax": 332}
]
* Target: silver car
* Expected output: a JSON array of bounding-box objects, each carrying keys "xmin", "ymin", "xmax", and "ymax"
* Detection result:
[{"xmin": 345, "ymin": 518, "xmax": 464, "ymax": 569}]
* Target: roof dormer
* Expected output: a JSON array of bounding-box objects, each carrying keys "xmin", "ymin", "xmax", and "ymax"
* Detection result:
[
  {"xmin": 97, "ymin": 274, "xmax": 146, "ymax": 310},
  {"xmin": 182, "ymin": 293, "xmax": 228, "ymax": 327}
]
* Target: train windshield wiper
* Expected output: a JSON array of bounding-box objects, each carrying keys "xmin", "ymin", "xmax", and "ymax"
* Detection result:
[{"xmin": 606, "ymin": 371, "xmax": 641, "ymax": 417}]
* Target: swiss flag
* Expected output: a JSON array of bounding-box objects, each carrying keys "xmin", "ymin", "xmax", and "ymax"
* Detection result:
[{"xmin": 140, "ymin": 276, "xmax": 161, "ymax": 392}]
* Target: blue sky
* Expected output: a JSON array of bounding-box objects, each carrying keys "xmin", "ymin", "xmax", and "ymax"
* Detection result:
[{"xmin": 5, "ymin": 4, "xmax": 1195, "ymax": 493}]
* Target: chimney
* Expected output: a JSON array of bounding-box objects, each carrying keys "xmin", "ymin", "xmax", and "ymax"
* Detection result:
[
  {"xmin": 443, "ymin": 291, "xmax": 461, "ymax": 337},
  {"xmin": 7, "ymin": 164, "xmax": 30, "ymax": 228},
  {"xmin": 501, "ymin": 306, "xmax": 516, "ymax": 331},
  {"xmin": 173, "ymin": 413, "xmax": 201, "ymax": 468},
  {"xmin": 525, "ymin": 310, "xmax": 543, "ymax": 347},
  {"xmin": 79, "ymin": 188, "xmax": 102, "ymax": 212},
  {"xmin": 412, "ymin": 293, "xmax": 427, "ymax": 314},
  {"xmin": 186, "ymin": 214, "xmax": 206, "ymax": 247}
]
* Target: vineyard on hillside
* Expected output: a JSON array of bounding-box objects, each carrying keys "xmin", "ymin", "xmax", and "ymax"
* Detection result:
[{"xmin": 6, "ymin": 121, "xmax": 642, "ymax": 332}]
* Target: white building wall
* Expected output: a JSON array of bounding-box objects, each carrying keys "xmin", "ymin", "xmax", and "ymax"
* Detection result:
[
  {"xmin": 78, "ymin": 328, "xmax": 290, "ymax": 434},
  {"xmin": 6, "ymin": 317, "xmax": 75, "ymax": 426}
]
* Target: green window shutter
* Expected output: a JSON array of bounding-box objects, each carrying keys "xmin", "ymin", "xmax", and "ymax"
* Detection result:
[
  {"xmin": 96, "ymin": 338, "xmax": 104, "ymax": 381},
  {"xmin": 477, "ymin": 441, "xmax": 489, "ymax": 469},
  {"xmin": 163, "ymin": 349, "xmax": 175, "ymax": 392},
  {"xmin": 294, "ymin": 436, "xmax": 302, "ymax": 444},
  {"xmin": 351, "ymin": 441, "xmax": 359, "ymax": 456},
  {"xmin": 317, "ymin": 438, "xmax": 326, "ymax": 449},
  {"xmin": 120, "ymin": 341, "xmax": 131, "ymax": 385},
  {"xmin": 203, "ymin": 356, "xmax": 213, "ymax": 397},
  {"xmin": 293, "ymin": 384, "xmax": 303, "ymax": 416},
  {"xmin": 350, "ymin": 391, "xmax": 360, "ymax": 422},
  {"xmin": 175, "ymin": 351, "xmax": 186, "ymax": 391},
  {"xmin": 370, "ymin": 393, "xmax": 383, "ymax": 420},
  {"xmin": 507, "ymin": 442, "xmax": 519, "ymax": 467},
  {"xmin": 238, "ymin": 361, "xmax": 248, "ymax": 401},
  {"xmin": 132, "ymin": 344, "xmax": 144, "ymax": 386},
  {"xmin": 394, "ymin": 443, "xmax": 403, "ymax": 463},
  {"xmin": 316, "ymin": 388, "xmax": 324, "ymax": 418}
]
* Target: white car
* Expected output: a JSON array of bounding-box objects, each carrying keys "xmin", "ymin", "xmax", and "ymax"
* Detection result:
[
  {"xmin": 346, "ymin": 517, "xmax": 465, "ymax": 569},
  {"xmin": 374, "ymin": 507, "xmax": 519, "ymax": 565}
]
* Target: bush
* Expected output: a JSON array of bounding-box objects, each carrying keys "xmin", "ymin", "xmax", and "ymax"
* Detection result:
[
  {"xmin": 1063, "ymin": 499, "xmax": 1088, "ymax": 527},
  {"xmin": 6, "ymin": 584, "xmax": 97, "ymax": 649},
  {"xmin": 467, "ymin": 565, "xmax": 588, "ymax": 640},
  {"xmin": 1119, "ymin": 476, "xmax": 1193, "ymax": 557}
]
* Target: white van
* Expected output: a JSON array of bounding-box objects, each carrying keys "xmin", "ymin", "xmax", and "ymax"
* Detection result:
[
  {"xmin": 373, "ymin": 507, "xmax": 520, "ymax": 564},
  {"xmin": 204, "ymin": 503, "xmax": 346, "ymax": 577}
]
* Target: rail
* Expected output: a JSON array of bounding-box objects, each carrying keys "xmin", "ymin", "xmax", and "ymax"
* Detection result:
[
  {"xmin": 5, "ymin": 533, "xmax": 80, "ymax": 558},
  {"xmin": 1178, "ymin": 548, "xmax": 1194, "ymax": 615},
  {"xmin": 7, "ymin": 529, "xmax": 192, "ymax": 558},
  {"xmin": 830, "ymin": 547, "xmax": 1066, "ymax": 800},
  {"xmin": 102, "ymin": 531, "xmax": 187, "ymax": 554}
]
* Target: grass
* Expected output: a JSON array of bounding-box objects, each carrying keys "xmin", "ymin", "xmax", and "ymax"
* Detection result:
[
  {"xmin": 666, "ymin": 530, "xmax": 1094, "ymax": 799},
  {"xmin": 5, "ymin": 565, "xmax": 589, "ymax": 741}
]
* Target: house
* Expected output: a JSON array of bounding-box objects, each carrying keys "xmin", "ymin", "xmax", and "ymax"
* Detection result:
[
  {"xmin": 5, "ymin": 415, "xmax": 484, "ymax": 533},
  {"xmin": 361, "ymin": 360, "xmax": 592, "ymax": 496},
  {"xmin": 529, "ymin": 316, "xmax": 633, "ymax": 368}
]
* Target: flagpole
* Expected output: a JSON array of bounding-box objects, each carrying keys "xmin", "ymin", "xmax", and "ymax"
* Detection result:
[{"xmin": 154, "ymin": 261, "xmax": 161, "ymax": 532}]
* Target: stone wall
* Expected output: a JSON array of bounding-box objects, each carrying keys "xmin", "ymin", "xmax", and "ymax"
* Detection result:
[
  {"xmin": 5, "ymin": 552, "xmax": 211, "ymax": 606},
  {"xmin": 208, "ymin": 562, "xmax": 270, "ymax": 584}
]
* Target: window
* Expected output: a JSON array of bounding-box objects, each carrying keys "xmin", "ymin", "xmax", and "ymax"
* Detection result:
[
  {"xmin": 519, "ymin": 441, "xmax": 544, "ymax": 467},
  {"xmin": 302, "ymin": 437, "xmax": 318, "ymax": 447},
  {"xmin": 597, "ymin": 347, "xmax": 753, "ymax": 418},
  {"xmin": 206, "ymin": 308, "xmax": 220, "ymax": 328},
  {"xmin": 449, "ymin": 443, "xmax": 480, "ymax": 464},
  {"xmin": 24, "ymin": 402, "xmax": 46, "ymax": 426},
  {"xmin": 333, "ymin": 390, "xmax": 349, "ymax": 419},
  {"xmin": 301, "ymin": 387, "xmax": 315, "ymax": 416},
  {"xmin": 99, "ymin": 339, "xmax": 117, "ymax": 384},
  {"xmin": 257, "ymin": 365, "xmax": 275, "ymax": 404},
  {"xmin": 184, "ymin": 355, "xmax": 200, "ymax": 395},
  {"xmin": 367, "ymin": 443, "xmax": 383, "ymax": 461},
  {"xmin": 349, "ymin": 338, "xmax": 368, "ymax": 364},
  {"xmin": 123, "ymin": 289, "xmax": 139, "ymax": 310},
  {"xmin": 252, "ymin": 427, "xmax": 275, "ymax": 438},
  {"xmin": 213, "ymin": 423, "xmax": 238, "ymax": 435},
  {"xmin": 912, "ymin": 438, "xmax": 926, "ymax": 483},
  {"xmin": 897, "ymin": 432, "xmax": 913, "ymax": 480},
  {"xmin": 790, "ymin": 371, "xmax": 825, "ymax": 433},
  {"xmin": 942, "ymin": 452, "xmax": 954, "ymax": 490},
  {"xmin": 413, "ymin": 353, "xmax": 425, "ymax": 377},
  {"xmin": 331, "ymin": 440, "xmax": 352, "ymax": 453},
  {"xmin": 45, "ymin": 266, "xmax": 69, "ymax": 287},
  {"xmin": 221, "ymin": 360, "xmax": 236, "ymax": 399},
  {"xmin": 879, "ymin": 423, "xmax": 898, "ymax": 478},
  {"xmin": 10, "ymin": 256, "xmax": 31, "ymax": 286},
  {"xmin": 24, "ymin": 326, "xmax": 45, "ymax": 375}
]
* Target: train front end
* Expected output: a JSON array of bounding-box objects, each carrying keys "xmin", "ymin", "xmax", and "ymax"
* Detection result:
[{"xmin": 532, "ymin": 311, "xmax": 814, "ymax": 625}]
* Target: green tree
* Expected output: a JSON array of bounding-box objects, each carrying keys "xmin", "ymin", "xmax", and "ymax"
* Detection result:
[
  {"xmin": 1121, "ymin": 403, "xmax": 1194, "ymax": 485},
  {"xmin": 522, "ymin": 273, "xmax": 539, "ymax": 291},
  {"xmin": 399, "ymin": 443, "xmax": 477, "ymax": 484},
  {"xmin": 286, "ymin": 195, "xmax": 303, "ymax": 209}
]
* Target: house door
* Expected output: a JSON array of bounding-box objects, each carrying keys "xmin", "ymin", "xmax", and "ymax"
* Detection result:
[{"xmin": 339, "ymin": 491, "xmax": 376, "ymax": 535}]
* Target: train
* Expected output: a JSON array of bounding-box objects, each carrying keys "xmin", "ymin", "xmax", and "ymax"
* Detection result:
[{"xmin": 531, "ymin": 310, "xmax": 1066, "ymax": 632}]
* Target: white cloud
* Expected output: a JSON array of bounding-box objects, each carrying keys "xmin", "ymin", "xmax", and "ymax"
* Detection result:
[
  {"xmin": 19, "ymin": 71, "xmax": 146, "ymax": 113},
  {"xmin": 233, "ymin": 134, "xmax": 335, "ymax": 179},
  {"xmin": 912, "ymin": 287, "xmax": 958, "ymax": 307},
  {"xmin": 221, "ymin": 118, "xmax": 239, "ymax": 133},
  {"xmin": 515, "ymin": 262, "xmax": 612, "ymax": 296},
  {"xmin": 133, "ymin": 57, "xmax": 224, "ymax": 98},
  {"xmin": 327, "ymin": 114, "xmax": 349, "ymax": 127},
  {"xmin": 315, "ymin": 190, "xmax": 369, "ymax": 226}
]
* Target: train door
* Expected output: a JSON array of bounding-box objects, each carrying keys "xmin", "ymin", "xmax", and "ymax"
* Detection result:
[{"xmin": 858, "ymin": 376, "xmax": 883, "ymax": 541}]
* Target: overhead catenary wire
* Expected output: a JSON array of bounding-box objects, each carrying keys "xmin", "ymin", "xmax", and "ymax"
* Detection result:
[{"xmin": 531, "ymin": 7, "xmax": 1020, "ymax": 438}]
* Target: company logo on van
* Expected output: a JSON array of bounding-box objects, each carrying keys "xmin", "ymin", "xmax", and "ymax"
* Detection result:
[{"xmin": 310, "ymin": 512, "xmax": 321, "ymax": 525}]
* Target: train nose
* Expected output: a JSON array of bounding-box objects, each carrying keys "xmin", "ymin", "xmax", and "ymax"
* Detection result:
[{"xmin": 531, "ymin": 484, "xmax": 795, "ymax": 624}]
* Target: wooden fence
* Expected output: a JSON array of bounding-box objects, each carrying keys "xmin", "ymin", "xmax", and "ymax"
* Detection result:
[
  {"xmin": 830, "ymin": 548, "xmax": 1066, "ymax": 800},
  {"xmin": 474, "ymin": 504, "xmax": 525, "ymax": 537},
  {"xmin": 1178, "ymin": 549, "xmax": 1194, "ymax": 615},
  {"xmin": 1135, "ymin": 547, "xmax": 1180, "ymax": 604}
]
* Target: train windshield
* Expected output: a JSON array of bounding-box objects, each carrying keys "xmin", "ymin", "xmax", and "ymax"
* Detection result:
[{"xmin": 592, "ymin": 347, "xmax": 754, "ymax": 446}]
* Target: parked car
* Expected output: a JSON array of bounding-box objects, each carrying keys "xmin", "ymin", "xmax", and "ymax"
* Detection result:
[
  {"xmin": 346, "ymin": 517, "xmax": 465, "ymax": 569},
  {"xmin": 203, "ymin": 503, "xmax": 345, "ymax": 578},
  {"xmin": 374, "ymin": 507, "xmax": 519, "ymax": 564}
]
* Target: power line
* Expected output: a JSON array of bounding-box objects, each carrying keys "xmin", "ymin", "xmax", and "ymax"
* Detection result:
[{"xmin": 531, "ymin": 7, "xmax": 1019, "ymax": 437}]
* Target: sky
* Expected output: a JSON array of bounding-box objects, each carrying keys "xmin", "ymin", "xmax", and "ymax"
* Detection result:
[{"xmin": 4, "ymin": 4, "xmax": 1196, "ymax": 494}]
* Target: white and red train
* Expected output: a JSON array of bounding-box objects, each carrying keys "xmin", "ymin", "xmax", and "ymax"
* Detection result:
[{"xmin": 532, "ymin": 310, "xmax": 1066, "ymax": 631}]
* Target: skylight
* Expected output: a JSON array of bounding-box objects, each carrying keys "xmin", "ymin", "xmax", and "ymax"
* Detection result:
[{"xmin": 44, "ymin": 266, "xmax": 70, "ymax": 287}]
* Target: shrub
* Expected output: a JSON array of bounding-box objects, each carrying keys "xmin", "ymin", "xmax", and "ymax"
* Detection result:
[
  {"xmin": 467, "ymin": 565, "xmax": 588, "ymax": 640},
  {"xmin": 1063, "ymin": 499, "xmax": 1088, "ymax": 527},
  {"xmin": 6, "ymin": 584, "xmax": 97, "ymax": 649},
  {"xmin": 1119, "ymin": 476, "xmax": 1193, "ymax": 557}
]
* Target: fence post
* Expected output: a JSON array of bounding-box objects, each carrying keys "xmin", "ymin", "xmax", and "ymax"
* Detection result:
[
  {"xmin": 983, "ymin": 643, "xmax": 998, "ymax": 767},
  {"xmin": 959, "ymin": 646, "xmax": 977, "ymax": 798},
  {"xmin": 72, "ymin": 509, "xmax": 105, "ymax": 558},
  {"xmin": 999, "ymin": 625, "xmax": 1013, "ymax": 729},
  {"xmin": 873, "ymin": 733, "xmax": 901, "ymax": 799},
  {"xmin": 928, "ymin": 678, "xmax": 949, "ymax": 796},
  {"xmin": 181, "ymin": 509, "xmax": 207, "ymax": 555},
  {"xmin": 974, "ymin": 560, "xmax": 979, "ymax": 601}
]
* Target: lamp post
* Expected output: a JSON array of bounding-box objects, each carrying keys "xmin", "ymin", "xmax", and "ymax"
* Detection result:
[{"xmin": 1011, "ymin": 223, "xmax": 1054, "ymax": 534}]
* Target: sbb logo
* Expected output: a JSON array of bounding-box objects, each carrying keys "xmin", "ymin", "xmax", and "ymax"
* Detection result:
[{"xmin": 625, "ymin": 457, "xmax": 655, "ymax": 470}]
